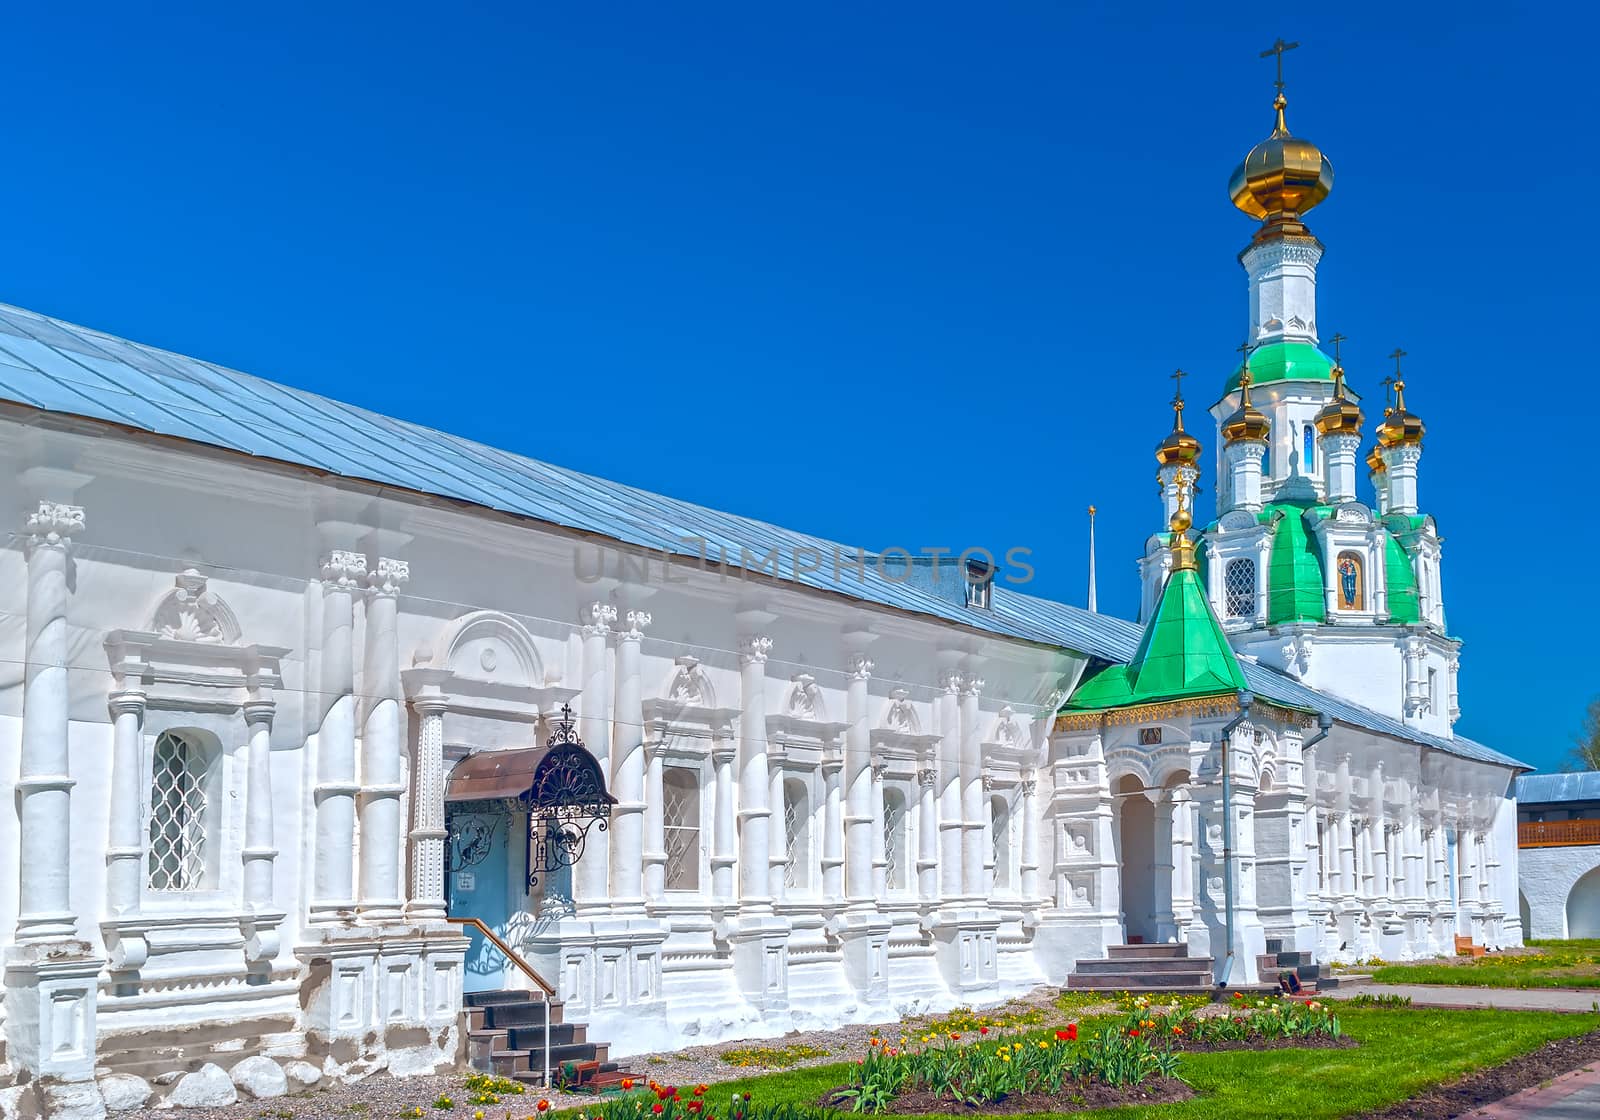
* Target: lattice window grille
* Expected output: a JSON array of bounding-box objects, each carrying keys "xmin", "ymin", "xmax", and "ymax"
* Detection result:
[
  {"xmin": 147, "ymin": 731, "xmax": 211, "ymax": 892},
  {"xmin": 662, "ymin": 767, "xmax": 700, "ymax": 892},
  {"xmin": 883, "ymin": 795, "xmax": 905, "ymax": 890},
  {"xmin": 783, "ymin": 793, "xmax": 802, "ymax": 889},
  {"xmin": 1224, "ymin": 558, "xmax": 1257, "ymax": 619}
]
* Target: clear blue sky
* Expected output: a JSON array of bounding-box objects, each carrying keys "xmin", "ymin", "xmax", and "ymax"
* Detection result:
[{"xmin": 3, "ymin": 3, "xmax": 1593, "ymax": 771}]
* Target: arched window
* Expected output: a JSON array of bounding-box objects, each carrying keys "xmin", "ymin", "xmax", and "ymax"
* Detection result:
[
  {"xmin": 883, "ymin": 787, "xmax": 908, "ymax": 892},
  {"xmin": 662, "ymin": 766, "xmax": 701, "ymax": 892},
  {"xmin": 1303, "ymin": 424, "xmax": 1316, "ymax": 472},
  {"xmin": 783, "ymin": 777, "xmax": 811, "ymax": 892},
  {"xmin": 990, "ymin": 794, "xmax": 1013, "ymax": 892},
  {"xmin": 1224, "ymin": 558, "xmax": 1257, "ymax": 619},
  {"xmin": 148, "ymin": 730, "xmax": 216, "ymax": 892},
  {"xmin": 1336, "ymin": 551, "xmax": 1364, "ymax": 610}
]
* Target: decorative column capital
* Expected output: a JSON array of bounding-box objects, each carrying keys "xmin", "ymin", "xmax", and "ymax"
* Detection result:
[
  {"xmin": 871, "ymin": 759, "xmax": 889, "ymax": 783},
  {"xmin": 413, "ymin": 694, "xmax": 449, "ymax": 718},
  {"xmin": 321, "ymin": 549, "xmax": 367, "ymax": 589},
  {"xmin": 1020, "ymin": 777, "xmax": 1038, "ymax": 797},
  {"xmin": 580, "ymin": 600, "xmax": 617, "ymax": 637},
  {"xmin": 917, "ymin": 767, "xmax": 938, "ymax": 788},
  {"xmin": 107, "ymin": 689, "xmax": 147, "ymax": 719},
  {"xmin": 368, "ymin": 557, "xmax": 410, "ymax": 597},
  {"xmin": 24, "ymin": 500, "xmax": 84, "ymax": 553},
  {"xmin": 981, "ymin": 773, "xmax": 996, "ymax": 791},
  {"xmin": 940, "ymin": 669, "xmax": 962, "ymax": 695},
  {"xmin": 618, "ymin": 608, "xmax": 652, "ymax": 642},
  {"xmin": 242, "ymin": 699, "xmax": 277, "ymax": 727},
  {"xmin": 959, "ymin": 674, "xmax": 985, "ymax": 698},
  {"xmin": 846, "ymin": 652, "xmax": 873, "ymax": 681},
  {"xmin": 740, "ymin": 634, "xmax": 773, "ymax": 666}
]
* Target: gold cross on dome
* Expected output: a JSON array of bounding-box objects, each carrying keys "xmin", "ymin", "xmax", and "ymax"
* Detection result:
[
  {"xmin": 1170, "ymin": 368, "xmax": 1188, "ymax": 408},
  {"xmin": 1381, "ymin": 374, "xmax": 1397, "ymax": 411},
  {"xmin": 1329, "ymin": 332, "xmax": 1347, "ymax": 366},
  {"xmin": 1261, "ymin": 38, "xmax": 1300, "ymax": 97}
]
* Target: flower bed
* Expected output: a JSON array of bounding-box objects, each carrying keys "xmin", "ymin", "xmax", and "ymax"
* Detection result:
[
  {"xmin": 1115, "ymin": 993, "xmax": 1350, "ymax": 1051},
  {"xmin": 820, "ymin": 1024, "xmax": 1191, "ymax": 1114}
]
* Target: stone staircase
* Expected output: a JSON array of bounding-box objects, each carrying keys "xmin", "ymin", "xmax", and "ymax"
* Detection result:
[
  {"xmin": 1256, "ymin": 939, "xmax": 1324, "ymax": 993},
  {"xmin": 1065, "ymin": 943, "xmax": 1217, "ymax": 992},
  {"xmin": 464, "ymin": 990, "xmax": 626, "ymax": 1089}
]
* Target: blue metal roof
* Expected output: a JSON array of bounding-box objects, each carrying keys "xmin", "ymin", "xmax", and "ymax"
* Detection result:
[
  {"xmin": 1515, "ymin": 772, "xmax": 1600, "ymax": 805},
  {"xmin": 0, "ymin": 300, "xmax": 1523, "ymax": 771}
]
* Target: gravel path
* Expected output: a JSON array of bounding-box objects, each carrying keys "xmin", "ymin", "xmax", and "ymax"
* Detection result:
[{"xmin": 121, "ymin": 987, "xmax": 1097, "ymax": 1120}]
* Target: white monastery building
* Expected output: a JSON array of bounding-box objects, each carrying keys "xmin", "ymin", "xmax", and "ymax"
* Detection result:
[{"xmin": 0, "ymin": 70, "xmax": 1524, "ymax": 1117}]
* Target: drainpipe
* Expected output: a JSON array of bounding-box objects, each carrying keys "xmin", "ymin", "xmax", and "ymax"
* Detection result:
[
  {"xmin": 1216, "ymin": 691, "xmax": 1254, "ymax": 988},
  {"xmin": 1302, "ymin": 711, "xmax": 1334, "ymax": 753}
]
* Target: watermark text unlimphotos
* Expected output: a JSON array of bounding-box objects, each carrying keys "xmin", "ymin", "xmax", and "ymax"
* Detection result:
[{"xmin": 574, "ymin": 537, "xmax": 1034, "ymax": 587}]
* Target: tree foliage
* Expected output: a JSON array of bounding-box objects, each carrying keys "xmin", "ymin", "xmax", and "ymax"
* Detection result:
[{"xmin": 1571, "ymin": 695, "xmax": 1600, "ymax": 771}]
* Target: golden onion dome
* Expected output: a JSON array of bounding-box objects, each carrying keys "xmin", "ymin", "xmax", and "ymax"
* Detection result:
[
  {"xmin": 1314, "ymin": 365, "xmax": 1365, "ymax": 437},
  {"xmin": 1366, "ymin": 444, "xmax": 1386, "ymax": 474},
  {"xmin": 1221, "ymin": 370, "xmax": 1271, "ymax": 444},
  {"xmin": 1376, "ymin": 379, "xmax": 1425, "ymax": 448},
  {"xmin": 1229, "ymin": 95, "xmax": 1334, "ymax": 229},
  {"xmin": 1155, "ymin": 390, "xmax": 1203, "ymax": 467}
]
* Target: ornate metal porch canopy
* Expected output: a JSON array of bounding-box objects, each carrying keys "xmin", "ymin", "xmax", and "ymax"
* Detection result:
[{"xmin": 444, "ymin": 704, "xmax": 616, "ymax": 890}]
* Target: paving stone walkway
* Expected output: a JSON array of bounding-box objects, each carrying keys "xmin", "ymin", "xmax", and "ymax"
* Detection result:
[
  {"xmin": 1331, "ymin": 980, "xmax": 1600, "ymax": 1013},
  {"xmin": 1461, "ymin": 1063, "xmax": 1600, "ymax": 1119}
]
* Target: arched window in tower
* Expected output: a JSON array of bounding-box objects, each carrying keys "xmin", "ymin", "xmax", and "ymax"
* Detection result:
[
  {"xmin": 1224, "ymin": 558, "xmax": 1257, "ymax": 619},
  {"xmin": 1336, "ymin": 551, "xmax": 1364, "ymax": 611},
  {"xmin": 1303, "ymin": 424, "xmax": 1316, "ymax": 472}
]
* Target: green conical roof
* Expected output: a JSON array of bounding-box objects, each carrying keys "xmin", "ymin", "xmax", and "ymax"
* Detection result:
[{"xmin": 1063, "ymin": 565, "xmax": 1248, "ymax": 714}]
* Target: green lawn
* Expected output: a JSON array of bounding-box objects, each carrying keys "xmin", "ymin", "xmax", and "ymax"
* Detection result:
[
  {"xmin": 1369, "ymin": 939, "xmax": 1600, "ymax": 989},
  {"xmin": 695, "ymin": 1006, "xmax": 1599, "ymax": 1120}
]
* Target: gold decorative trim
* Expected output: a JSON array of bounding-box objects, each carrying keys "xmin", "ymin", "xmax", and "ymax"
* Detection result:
[{"xmin": 1054, "ymin": 695, "xmax": 1314, "ymax": 734}]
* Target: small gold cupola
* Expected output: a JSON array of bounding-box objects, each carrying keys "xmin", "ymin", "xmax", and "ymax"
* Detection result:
[
  {"xmin": 1222, "ymin": 368, "xmax": 1271, "ymax": 444},
  {"xmin": 1366, "ymin": 443, "xmax": 1386, "ymax": 475},
  {"xmin": 1156, "ymin": 369, "xmax": 1203, "ymax": 467},
  {"xmin": 1168, "ymin": 476, "xmax": 1198, "ymax": 572},
  {"xmin": 1376, "ymin": 348, "xmax": 1426, "ymax": 448},
  {"xmin": 1314, "ymin": 337, "xmax": 1364, "ymax": 436},
  {"xmin": 1229, "ymin": 39, "xmax": 1334, "ymax": 240}
]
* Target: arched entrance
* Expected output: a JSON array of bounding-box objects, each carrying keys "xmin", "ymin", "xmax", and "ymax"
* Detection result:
[
  {"xmin": 445, "ymin": 705, "xmax": 616, "ymax": 991},
  {"xmin": 1114, "ymin": 775, "xmax": 1158, "ymax": 944}
]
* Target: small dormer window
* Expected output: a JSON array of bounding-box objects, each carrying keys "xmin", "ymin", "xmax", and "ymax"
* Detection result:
[{"xmin": 964, "ymin": 557, "xmax": 994, "ymax": 609}]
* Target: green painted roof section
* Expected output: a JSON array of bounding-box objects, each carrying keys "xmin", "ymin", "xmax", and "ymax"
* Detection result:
[
  {"xmin": 1263, "ymin": 499, "xmax": 1329, "ymax": 625},
  {"xmin": 1383, "ymin": 534, "xmax": 1421, "ymax": 624},
  {"xmin": 1064, "ymin": 565, "xmax": 1248, "ymax": 712},
  {"xmin": 1224, "ymin": 340, "xmax": 1336, "ymax": 392}
]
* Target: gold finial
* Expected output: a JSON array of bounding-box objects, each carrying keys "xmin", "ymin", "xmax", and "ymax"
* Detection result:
[
  {"xmin": 1315, "ymin": 331, "xmax": 1364, "ymax": 436},
  {"xmin": 1088, "ymin": 504, "xmax": 1097, "ymax": 517},
  {"xmin": 1230, "ymin": 38, "xmax": 1333, "ymax": 234},
  {"xmin": 1222, "ymin": 343, "xmax": 1271, "ymax": 443},
  {"xmin": 1169, "ymin": 471, "xmax": 1197, "ymax": 571},
  {"xmin": 1156, "ymin": 367, "xmax": 1203, "ymax": 466},
  {"xmin": 1376, "ymin": 347, "xmax": 1425, "ymax": 448}
]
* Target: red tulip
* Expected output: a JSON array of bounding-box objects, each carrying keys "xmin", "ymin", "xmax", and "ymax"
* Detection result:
[
  {"xmin": 1128, "ymin": 1029, "xmax": 1140, "ymax": 1037},
  {"xmin": 652, "ymin": 1106, "xmax": 664, "ymax": 1115},
  {"xmin": 979, "ymin": 1027, "xmax": 989, "ymax": 1036}
]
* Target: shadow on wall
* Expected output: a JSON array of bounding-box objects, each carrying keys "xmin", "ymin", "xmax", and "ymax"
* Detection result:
[{"xmin": 1569, "ymin": 866, "xmax": 1600, "ymax": 939}]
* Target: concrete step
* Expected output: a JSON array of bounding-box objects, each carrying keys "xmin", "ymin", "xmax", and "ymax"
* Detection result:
[
  {"xmin": 507, "ymin": 1023, "xmax": 585, "ymax": 1050},
  {"xmin": 1066, "ymin": 971, "xmax": 1214, "ymax": 990},
  {"xmin": 487, "ymin": 1000, "xmax": 565, "ymax": 1028},
  {"xmin": 1075, "ymin": 955, "xmax": 1216, "ymax": 974},
  {"xmin": 1106, "ymin": 943, "xmax": 1190, "ymax": 959}
]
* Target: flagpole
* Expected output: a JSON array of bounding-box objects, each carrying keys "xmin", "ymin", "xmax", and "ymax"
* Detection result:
[{"xmin": 1087, "ymin": 505, "xmax": 1098, "ymax": 612}]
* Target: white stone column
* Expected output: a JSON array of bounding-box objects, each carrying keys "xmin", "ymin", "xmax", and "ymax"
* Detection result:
[
  {"xmin": 711, "ymin": 738, "xmax": 738, "ymax": 902},
  {"xmin": 937, "ymin": 671, "xmax": 963, "ymax": 901},
  {"xmin": 358, "ymin": 558, "xmax": 408, "ymax": 922},
  {"xmin": 1224, "ymin": 440, "xmax": 1267, "ymax": 513},
  {"xmin": 822, "ymin": 749, "xmax": 845, "ymax": 901},
  {"xmin": 959, "ymin": 675, "xmax": 985, "ymax": 900},
  {"xmin": 610, "ymin": 607, "xmax": 650, "ymax": 912},
  {"xmin": 917, "ymin": 764, "xmax": 939, "ymax": 902},
  {"xmin": 1382, "ymin": 443, "xmax": 1422, "ymax": 515},
  {"xmin": 311, "ymin": 549, "xmax": 364, "ymax": 922},
  {"xmin": 1019, "ymin": 774, "xmax": 1040, "ymax": 901},
  {"xmin": 406, "ymin": 694, "xmax": 449, "ymax": 920},
  {"xmin": 15, "ymin": 502, "xmax": 84, "ymax": 942},
  {"xmin": 576, "ymin": 601, "xmax": 616, "ymax": 910},
  {"xmin": 844, "ymin": 652, "xmax": 875, "ymax": 910},
  {"xmin": 1152, "ymin": 789, "xmax": 1177, "ymax": 941},
  {"xmin": 1321, "ymin": 432, "xmax": 1361, "ymax": 504},
  {"xmin": 242, "ymin": 699, "xmax": 279, "ymax": 916},
  {"xmin": 769, "ymin": 760, "xmax": 789, "ymax": 902},
  {"xmin": 105, "ymin": 688, "xmax": 148, "ymax": 918},
  {"xmin": 643, "ymin": 742, "xmax": 668, "ymax": 902},
  {"xmin": 737, "ymin": 634, "xmax": 774, "ymax": 912},
  {"xmin": 1170, "ymin": 787, "xmax": 1195, "ymax": 937}
]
